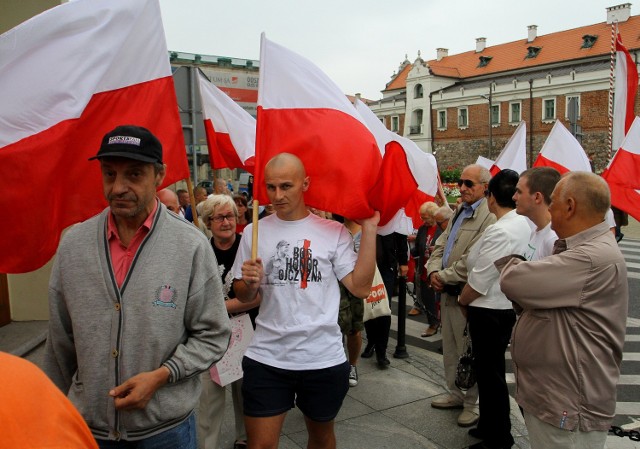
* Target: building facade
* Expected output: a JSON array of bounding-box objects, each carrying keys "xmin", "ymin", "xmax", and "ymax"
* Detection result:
[
  {"xmin": 369, "ymin": 3, "xmax": 640, "ymax": 173},
  {"xmin": 169, "ymin": 52, "xmax": 260, "ymax": 183}
]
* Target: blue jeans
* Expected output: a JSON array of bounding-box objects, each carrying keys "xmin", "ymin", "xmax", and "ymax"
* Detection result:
[{"xmin": 97, "ymin": 413, "xmax": 196, "ymax": 449}]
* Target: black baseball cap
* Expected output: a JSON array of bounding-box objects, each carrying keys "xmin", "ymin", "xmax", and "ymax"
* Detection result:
[{"xmin": 89, "ymin": 125, "xmax": 163, "ymax": 164}]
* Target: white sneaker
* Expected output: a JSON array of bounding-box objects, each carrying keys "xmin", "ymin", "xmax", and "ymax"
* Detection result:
[{"xmin": 348, "ymin": 365, "xmax": 358, "ymax": 387}]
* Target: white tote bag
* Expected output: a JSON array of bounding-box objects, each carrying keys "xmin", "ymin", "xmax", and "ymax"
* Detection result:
[{"xmin": 363, "ymin": 266, "xmax": 392, "ymax": 322}]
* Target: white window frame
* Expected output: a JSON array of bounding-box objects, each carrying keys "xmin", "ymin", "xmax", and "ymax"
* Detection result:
[
  {"xmin": 542, "ymin": 97, "xmax": 556, "ymax": 123},
  {"xmin": 565, "ymin": 95, "xmax": 581, "ymax": 120},
  {"xmin": 458, "ymin": 107, "xmax": 468, "ymax": 129},
  {"xmin": 437, "ymin": 109, "xmax": 447, "ymax": 130},
  {"xmin": 509, "ymin": 101, "xmax": 522, "ymax": 125},
  {"xmin": 490, "ymin": 104, "xmax": 500, "ymax": 126},
  {"xmin": 391, "ymin": 115, "xmax": 400, "ymax": 133}
]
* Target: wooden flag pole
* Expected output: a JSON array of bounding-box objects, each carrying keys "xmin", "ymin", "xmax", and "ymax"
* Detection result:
[
  {"xmin": 186, "ymin": 177, "xmax": 200, "ymax": 228},
  {"xmin": 251, "ymin": 199, "xmax": 259, "ymax": 260}
]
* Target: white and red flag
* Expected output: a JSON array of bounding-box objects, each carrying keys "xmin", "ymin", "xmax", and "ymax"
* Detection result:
[
  {"xmin": 475, "ymin": 155, "xmax": 494, "ymax": 170},
  {"xmin": 489, "ymin": 121, "xmax": 527, "ymax": 175},
  {"xmin": 353, "ymin": 98, "xmax": 439, "ymax": 232},
  {"xmin": 533, "ymin": 120, "xmax": 591, "ymax": 173},
  {"xmin": 612, "ymin": 33, "xmax": 639, "ymax": 153},
  {"xmin": 602, "ymin": 116, "xmax": 640, "ymax": 220},
  {"xmin": 255, "ymin": 34, "xmax": 416, "ymax": 224},
  {"xmin": 0, "ymin": 0, "xmax": 187, "ymax": 273},
  {"xmin": 197, "ymin": 71, "xmax": 255, "ymax": 172}
]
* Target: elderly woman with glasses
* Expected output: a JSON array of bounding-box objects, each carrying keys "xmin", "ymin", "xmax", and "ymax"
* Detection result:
[
  {"xmin": 458, "ymin": 169, "xmax": 531, "ymax": 449},
  {"xmin": 197, "ymin": 194, "xmax": 261, "ymax": 449}
]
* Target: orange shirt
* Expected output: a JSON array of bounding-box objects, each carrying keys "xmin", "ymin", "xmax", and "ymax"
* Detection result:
[{"xmin": 0, "ymin": 352, "xmax": 98, "ymax": 448}]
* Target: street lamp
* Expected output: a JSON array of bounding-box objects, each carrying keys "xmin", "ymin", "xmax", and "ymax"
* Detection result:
[{"xmin": 481, "ymin": 89, "xmax": 493, "ymax": 159}]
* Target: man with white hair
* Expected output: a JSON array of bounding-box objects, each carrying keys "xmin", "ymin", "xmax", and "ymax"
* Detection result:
[{"xmin": 426, "ymin": 164, "xmax": 496, "ymax": 427}]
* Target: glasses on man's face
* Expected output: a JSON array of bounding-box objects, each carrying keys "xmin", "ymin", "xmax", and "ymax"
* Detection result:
[
  {"xmin": 211, "ymin": 214, "xmax": 236, "ymax": 223},
  {"xmin": 457, "ymin": 179, "xmax": 476, "ymax": 188}
]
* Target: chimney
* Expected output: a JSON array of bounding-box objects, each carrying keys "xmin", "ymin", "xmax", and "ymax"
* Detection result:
[
  {"xmin": 436, "ymin": 48, "xmax": 448, "ymax": 61},
  {"xmin": 527, "ymin": 25, "xmax": 537, "ymax": 43},
  {"xmin": 607, "ymin": 3, "xmax": 632, "ymax": 24},
  {"xmin": 476, "ymin": 38, "xmax": 486, "ymax": 53},
  {"xmin": 355, "ymin": 93, "xmax": 361, "ymax": 100}
]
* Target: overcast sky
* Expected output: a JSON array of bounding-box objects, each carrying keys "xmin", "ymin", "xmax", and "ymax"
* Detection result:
[{"xmin": 159, "ymin": 0, "xmax": 617, "ymax": 100}]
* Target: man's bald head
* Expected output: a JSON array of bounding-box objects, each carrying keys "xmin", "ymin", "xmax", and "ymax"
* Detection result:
[
  {"xmin": 157, "ymin": 188, "xmax": 180, "ymax": 213},
  {"xmin": 561, "ymin": 171, "xmax": 610, "ymax": 218},
  {"xmin": 265, "ymin": 153, "xmax": 307, "ymax": 179},
  {"xmin": 264, "ymin": 153, "xmax": 310, "ymax": 220},
  {"xmin": 549, "ymin": 171, "xmax": 611, "ymax": 238}
]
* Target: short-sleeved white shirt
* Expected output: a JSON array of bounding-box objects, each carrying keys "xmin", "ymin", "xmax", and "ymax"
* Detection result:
[
  {"xmin": 523, "ymin": 222, "xmax": 558, "ymax": 261},
  {"xmin": 467, "ymin": 210, "xmax": 531, "ymax": 309},
  {"xmin": 231, "ymin": 213, "xmax": 357, "ymax": 370}
]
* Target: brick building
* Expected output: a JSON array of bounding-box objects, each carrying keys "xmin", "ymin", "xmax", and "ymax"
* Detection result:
[{"xmin": 369, "ymin": 3, "xmax": 640, "ymax": 173}]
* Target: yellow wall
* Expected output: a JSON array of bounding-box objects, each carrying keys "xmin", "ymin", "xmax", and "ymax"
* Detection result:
[{"xmin": 1, "ymin": 1, "xmax": 62, "ymax": 34}]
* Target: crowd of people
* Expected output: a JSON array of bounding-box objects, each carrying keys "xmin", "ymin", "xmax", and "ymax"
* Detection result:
[{"xmin": 14, "ymin": 124, "xmax": 628, "ymax": 449}]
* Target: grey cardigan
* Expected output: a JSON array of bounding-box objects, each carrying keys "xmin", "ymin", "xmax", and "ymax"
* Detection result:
[{"xmin": 44, "ymin": 202, "xmax": 231, "ymax": 441}]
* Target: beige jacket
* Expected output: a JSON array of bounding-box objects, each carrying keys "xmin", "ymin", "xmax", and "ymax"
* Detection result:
[
  {"xmin": 426, "ymin": 199, "xmax": 496, "ymax": 287},
  {"xmin": 497, "ymin": 221, "xmax": 628, "ymax": 432}
]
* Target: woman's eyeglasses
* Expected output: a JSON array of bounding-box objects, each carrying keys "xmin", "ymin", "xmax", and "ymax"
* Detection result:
[{"xmin": 211, "ymin": 214, "xmax": 236, "ymax": 223}]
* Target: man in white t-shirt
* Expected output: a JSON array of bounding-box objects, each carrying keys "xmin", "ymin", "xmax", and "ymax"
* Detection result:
[
  {"xmin": 232, "ymin": 153, "xmax": 379, "ymax": 449},
  {"xmin": 513, "ymin": 167, "xmax": 561, "ymax": 261}
]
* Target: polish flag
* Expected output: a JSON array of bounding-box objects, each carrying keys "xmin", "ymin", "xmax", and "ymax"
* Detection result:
[
  {"xmin": 489, "ymin": 121, "xmax": 527, "ymax": 175},
  {"xmin": 354, "ymin": 98, "xmax": 439, "ymax": 231},
  {"xmin": 475, "ymin": 155, "xmax": 495, "ymax": 170},
  {"xmin": 197, "ymin": 72, "xmax": 255, "ymax": 172},
  {"xmin": 255, "ymin": 34, "xmax": 383, "ymax": 221},
  {"xmin": 533, "ymin": 120, "xmax": 591, "ymax": 173},
  {"xmin": 612, "ymin": 33, "xmax": 639, "ymax": 153},
  {"xmin": 0, "ymin": 0, "xmax": 187, "ymax": 273},
  {"xmin": 602, "ymin": 116, "xmax": 640, "ymax": 220}
]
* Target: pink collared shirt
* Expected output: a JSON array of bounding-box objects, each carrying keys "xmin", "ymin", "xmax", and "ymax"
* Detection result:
[{"xmin": 107, "ymin": 200, "xmax": 158, "ymax": 288}]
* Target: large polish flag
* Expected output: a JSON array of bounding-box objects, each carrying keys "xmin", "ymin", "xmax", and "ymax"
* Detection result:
[
  {"xmin": 533, "ymin": 120, "xmax": 591, "ymax": 173},
  {"xmin": 354, "ymin": 98, "xmax": 439, "ymax": 231},
  {"xmin": 489, "ymin": 121, "xmax": 527, "ymax": 175},
  {"xmin": 602, "ymin": 116, "xmax": 640, "ymax": 220},
  {"xmin": 0, "ymin": 0, "xmax": 187, "ymax": 273},
  {"xmin": 612, "ymin": 33, "xmax": 639, "ymax": 153},
  {"xmin": 475, "ymin": 155, "xmax": 495, "ymax": 170},
  {"xmin": 197, "ymin": 71, "xmax": 255, "ymax": 172},
  {"xmin": 255, "ymin": 34, "xmax": 383, "ymax": 222}
]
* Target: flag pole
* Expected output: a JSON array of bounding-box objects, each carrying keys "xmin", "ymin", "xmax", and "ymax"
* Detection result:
[
  {"xmin": 607, "ymin": 21, "xmax": 617, "ymax": 160},
  {"xmin": 185, "ymin": 177, "xmax": 200, "ymax": 228},
  {"xmin": 251, "ymin": 199, "xmax": 259, "ymax": 260}
]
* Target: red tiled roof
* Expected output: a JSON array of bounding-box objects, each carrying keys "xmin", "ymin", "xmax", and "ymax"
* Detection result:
[{"xmin": 383, "ymin": 16, "xmax": 640, "ymax": 91}]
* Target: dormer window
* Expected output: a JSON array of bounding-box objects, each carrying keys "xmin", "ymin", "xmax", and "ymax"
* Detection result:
[
  {"xmin": 526, "ymin": 46, "xmax": 541, "ymax": 59},
  {"xmin": 478, "ymin": 56, "xmax": 493, "ymax": 68},
  {"xmin": 582, "ymin": 34, "xmax": 598, "ymax": 49}
]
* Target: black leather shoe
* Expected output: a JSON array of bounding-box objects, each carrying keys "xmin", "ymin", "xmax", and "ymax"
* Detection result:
[
  {"xmin": 361, "ymin": 344, "xmax": 375, "ymax": 358},
  {"xmin": 468, "ymin": 428, "xmax": 484, "ymax": 440},
  {"xmin": 377, "ymin": 356, "xmax": 390, "ymax": 368}
]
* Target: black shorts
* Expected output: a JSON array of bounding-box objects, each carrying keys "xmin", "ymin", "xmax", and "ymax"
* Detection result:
[{"xmin": 241, "ymin": 357, "xmax": 350, "ymax": 422}]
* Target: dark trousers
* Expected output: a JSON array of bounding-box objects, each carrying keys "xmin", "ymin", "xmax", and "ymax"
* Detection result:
[
  {"xmin": 364, "ymin": 315, "xmax": 391, "ymax": 359},
  {"xmin": 467, "ymin": 306, "xmax": 516, "ymax": 448},
  {"xmin": 419, "ymin": 279, "xmax": 439, "ymax": 326}
]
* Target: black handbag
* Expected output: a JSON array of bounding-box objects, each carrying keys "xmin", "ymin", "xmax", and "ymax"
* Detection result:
[{"xmin": 455, "ymin": 322, "xmax": 476, "ymax": 390}]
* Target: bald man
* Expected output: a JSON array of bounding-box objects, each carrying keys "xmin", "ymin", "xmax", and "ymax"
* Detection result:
[
  {"xmin": 496, "ymin": 172, "xmax": 628, "ymax": 449},
  {"xmin": 232, "ymin": 153, "xmax": 379, "ymax": 449},
  {"xmin": 157, "ymin": 188, "xmax": 180, "ymax": 214}
]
